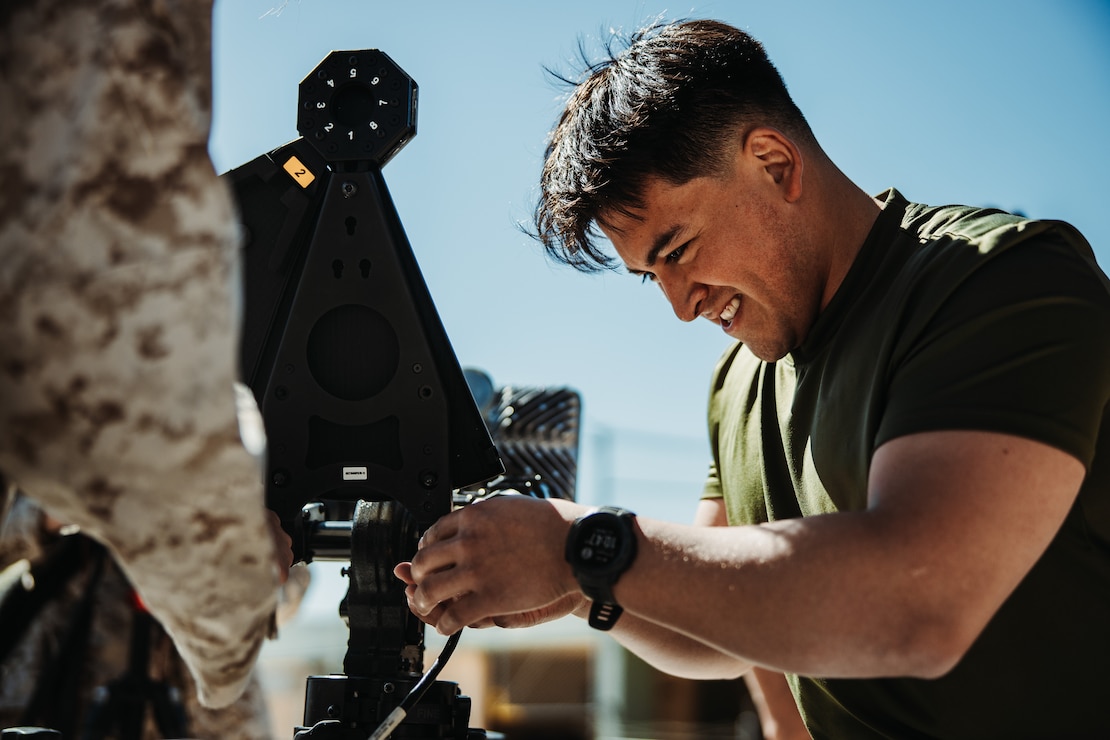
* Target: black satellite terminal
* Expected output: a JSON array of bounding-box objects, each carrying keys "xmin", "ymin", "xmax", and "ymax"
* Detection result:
[
  {"xmin": 224, "ymin": 46, "xmax": 580, "ymax": 740},
  {"xmin": 226, "ymin": 49, "xmax": 501, "ymax": 739}
]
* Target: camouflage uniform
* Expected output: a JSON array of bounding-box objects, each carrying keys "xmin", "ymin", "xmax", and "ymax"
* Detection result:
[{"xmin": 0, "ymin": 0, "xmax": 279, "ymax": 707}]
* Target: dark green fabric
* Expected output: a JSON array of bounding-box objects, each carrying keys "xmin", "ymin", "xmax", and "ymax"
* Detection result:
[{"xmin": 703, "ymin": 189, "xmax": 1110, "ymax": 739}]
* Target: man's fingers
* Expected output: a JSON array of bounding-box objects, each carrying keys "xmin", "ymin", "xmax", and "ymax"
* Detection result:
[
  {"xmin": 408, "ymin": 562, "xmax": 477, "ymax": 618},
  {"xmin": 399, "ymin": 561, "xmax": 487, "ymax": 634},
  {"xmin": 418, "ymin": 509, "xmax": 463, "ymax": 549},
  {"xmin": 394, "ymin": 562, "xmax": 414, "ymax": 585},
  {"xmin": 434, "ymin": 589, "xmax": 528, "ymax": 636}
]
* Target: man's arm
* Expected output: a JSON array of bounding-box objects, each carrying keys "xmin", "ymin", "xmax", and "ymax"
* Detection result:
[
  {"xmin": 614, "ymin": 429, "xmax": 1082, "ymax": 677},
  {"xmin": 744, "ymin": 668, "xmax": 810, "ymax": 740},
  {"xmin": 397, "ymin": 497, "xmax": 752, "ymax": 680},
  {"xmin": 406, "ymin": 429, "xmax": 1083, "ymax": 678},
  {"xmin": 0, "ymin": 0, "xmax": 280, "ymax": 707},
  {"xmin": 588, "ymin": 498, "xmax": 752, "ymax": 679}
]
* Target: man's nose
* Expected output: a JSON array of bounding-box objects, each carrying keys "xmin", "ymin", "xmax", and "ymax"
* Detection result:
[{"xmin": 657, "ymin": 273, "xmax": 701, "ymax": 323}]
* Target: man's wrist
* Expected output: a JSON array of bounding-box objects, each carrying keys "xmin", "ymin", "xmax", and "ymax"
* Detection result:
[
  {"xmin": 564, "ymin": 506, "xmax": 638, "ymax": 630},
  {"xmin": 569, "ymin": 594, "xmax": 592, "ymax": 621}
]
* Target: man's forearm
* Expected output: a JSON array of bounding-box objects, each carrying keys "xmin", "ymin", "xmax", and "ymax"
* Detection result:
[
  {"xmin": 616, "ymin": 433, "xmax": 1084, "ymax": 679},
  {"xmin": 595, "ymin": 604, "xmax": 752, "ymax": 680}
]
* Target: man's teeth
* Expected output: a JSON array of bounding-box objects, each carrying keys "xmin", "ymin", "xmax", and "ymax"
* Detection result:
[{"xmin": 720, "ymin": 296, "xmax": 741, "ymax": 323}]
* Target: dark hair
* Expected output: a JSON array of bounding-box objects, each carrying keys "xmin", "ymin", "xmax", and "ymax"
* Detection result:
[{"xmin": 533, "ymin": 19, "xmax": 813, "ymax": 272}]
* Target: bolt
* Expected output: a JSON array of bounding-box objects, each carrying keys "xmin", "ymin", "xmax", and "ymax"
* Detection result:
[{"xmin": 341, "ymin": 181, "xmax": 357, "ymax": 199}]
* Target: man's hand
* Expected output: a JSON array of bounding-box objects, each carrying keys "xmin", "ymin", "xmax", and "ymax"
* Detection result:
[
  {"xmin": 395, "ymin": 561, "xmax": 585, "ymax": 630},
  {"xmin": 394, "ymin": 495, "xmax": 588, "ymax": 635}
]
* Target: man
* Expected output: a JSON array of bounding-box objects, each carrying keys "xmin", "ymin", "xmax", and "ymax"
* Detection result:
[
  {"xmin": 0, "ymin": 0, "xmax": 285, "ymax": 708},
  {"xmin": 398, "ymin": 19, "xmax": 1110, "ymax": 738}
]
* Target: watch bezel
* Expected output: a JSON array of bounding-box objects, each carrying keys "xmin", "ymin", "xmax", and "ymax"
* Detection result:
[{"xmin": 566, "ymin": 508, "xmax": 637, "ymax": 579}]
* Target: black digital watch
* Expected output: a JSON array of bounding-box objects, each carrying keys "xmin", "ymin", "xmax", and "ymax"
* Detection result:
[{"xmin": 564, "ymin": 506, "xmax": 638, "ymax": 630}]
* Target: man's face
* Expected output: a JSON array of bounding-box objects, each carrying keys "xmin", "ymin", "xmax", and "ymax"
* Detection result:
[{"xmin": 598, "ymin": 158, "xmax": 823, "ymax": 362}]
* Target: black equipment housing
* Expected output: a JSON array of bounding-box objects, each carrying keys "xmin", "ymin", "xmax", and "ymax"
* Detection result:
[
  {"xmin": 223, "ymin": 48, "xmax": 580, "ymax": 740},
  {"xmin": 224, "ymin": 49, "xmax": 503, "ymax": 739},
  {"xmin": 229, "ymin": 51, "xmax": 503, "ymax": 547}
]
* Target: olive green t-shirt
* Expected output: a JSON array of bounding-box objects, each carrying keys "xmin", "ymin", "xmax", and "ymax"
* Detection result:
[{"xmin": 703, "ymin": 189, "xmax": 1110, "ymax": 739}]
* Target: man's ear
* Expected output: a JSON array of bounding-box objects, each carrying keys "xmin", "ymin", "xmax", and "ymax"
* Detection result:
[{"xmin": 745, "ymin": 127, "xmax": 803, "ymax": 203}]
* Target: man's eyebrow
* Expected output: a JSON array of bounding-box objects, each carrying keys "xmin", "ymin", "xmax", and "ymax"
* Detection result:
[{"xmin": 644, "ymin": 225, "xmax": 682, "ymax": 268}]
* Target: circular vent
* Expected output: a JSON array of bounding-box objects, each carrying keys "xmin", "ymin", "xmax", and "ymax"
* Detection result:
[{"xmin": 306, "ymin": 304, "xmax": 399, "ymax": 400}]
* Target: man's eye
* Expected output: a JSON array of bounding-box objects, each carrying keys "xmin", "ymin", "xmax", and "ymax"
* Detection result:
[
  {"xmin": 664, "ymin": 244, "xmax": 687, "ymax": 263},
  {"xmin": 640, "ymin": 272, "xmax": 657, "ymax": 284}
]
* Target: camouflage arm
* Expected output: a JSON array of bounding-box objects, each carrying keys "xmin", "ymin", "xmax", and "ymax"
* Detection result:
[{"xmin": 0, "ymin": 0, "xmax": 279, "ymax": 707}]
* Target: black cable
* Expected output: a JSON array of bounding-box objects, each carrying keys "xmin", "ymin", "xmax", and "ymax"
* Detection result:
[{"xmin": 366, "ymin": 629, "xmax": 464, "ymax": 740}]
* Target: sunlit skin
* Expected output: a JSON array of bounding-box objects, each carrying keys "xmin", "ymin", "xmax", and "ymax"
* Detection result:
[{"xmin": 599, "ymin": 127, "xmax": 879, "ymax": 361}]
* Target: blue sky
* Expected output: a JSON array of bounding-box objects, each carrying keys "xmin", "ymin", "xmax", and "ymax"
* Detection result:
[{"xmin": 211, "ymin": 0, "xmax": 1110, "ymax": 516}]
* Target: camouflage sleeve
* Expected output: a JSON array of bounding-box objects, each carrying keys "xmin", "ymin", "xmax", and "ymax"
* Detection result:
[{"xmin": 0, "ymin": 0, "xmax": 279, "ymax": 708}]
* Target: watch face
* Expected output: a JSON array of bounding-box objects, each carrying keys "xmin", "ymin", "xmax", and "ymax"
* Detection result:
[
  {"xmin": 573, "ymin": 513, "xmax": 632, "ymax": 576},
  {"xmin": 579, "ymin": 522, "xmax": 620, "ymax": 565}
]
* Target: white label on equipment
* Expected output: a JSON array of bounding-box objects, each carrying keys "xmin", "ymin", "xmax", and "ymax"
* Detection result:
[{"xmin": 343, "ymin": 466, "xmax": 368, "ymax": 481}]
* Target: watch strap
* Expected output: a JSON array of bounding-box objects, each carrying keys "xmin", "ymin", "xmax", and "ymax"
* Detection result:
[
  {"xmin": 588, "ymin": 601, "xmax": 623, "ymax": 631},
  {"xmin": 566, "ymin": 506, "xmax": 637, "ymax": 631}
]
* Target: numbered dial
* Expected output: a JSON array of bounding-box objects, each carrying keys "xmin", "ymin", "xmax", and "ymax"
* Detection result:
[{"xmin": 297, "ymin": 49, "xmax": 417, "ymax": 165}]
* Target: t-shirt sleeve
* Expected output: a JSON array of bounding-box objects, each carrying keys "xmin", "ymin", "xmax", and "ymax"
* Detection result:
[
  {"xmin": 702, "ymin": 461, "xmax": 724, "ymax": 500},
  {"xmin": 876, "ymin": 229, "xmax": 1110, "ymax": 469}
]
